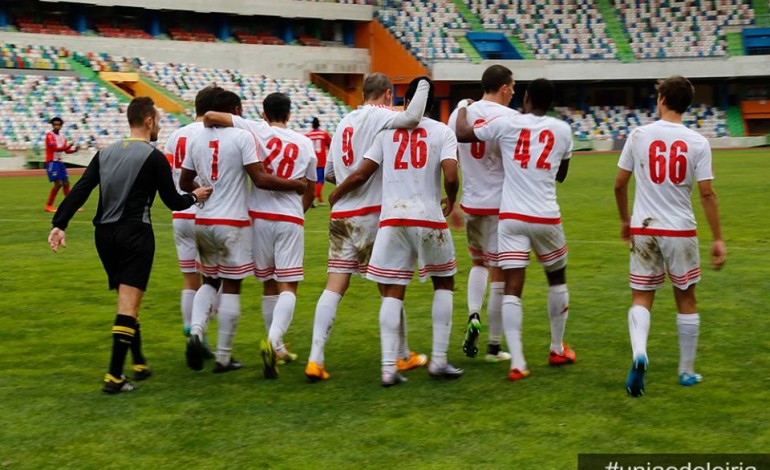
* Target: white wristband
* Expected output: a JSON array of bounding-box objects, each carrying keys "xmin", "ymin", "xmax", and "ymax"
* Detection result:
[{"xmin": 457, "ymin": 99, "xmax": 470, "ymax": 109}]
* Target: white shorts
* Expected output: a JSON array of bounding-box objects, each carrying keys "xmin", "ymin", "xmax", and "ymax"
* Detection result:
[
  {"xmin": 465, "ymin": 213, "xmax": 499, "ymax": 267},
  {"xmin": 327, "ymin": 213, "xmax": 380, "ymax": 275},
  {"xmin": 173, "ymin": 217, "xmax": 197, "ymax": 273},
  {"xmin": 252, "ymin": 220, "xmax": 304, "ymax": 282},
  {"xmin": 498, "ymin": 219, "xmax": 568, "ymax": 272},
  {"xmin": 366, "ymin": 226, "xmax": 457, "ymax": 286},
  {"xmin": 629, "ymin": 235, "xmax": 701, "ymax": 291},
  {"xmin": 195, "ymin": 224, "xmax": 253, "ymax": 280}
]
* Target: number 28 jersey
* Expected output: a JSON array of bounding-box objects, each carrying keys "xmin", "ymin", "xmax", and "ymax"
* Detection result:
[
  {"xmin": 474, "ymin": 113, "xmax": 573, "ymax": 222},
  {"xmin": 618, "ymin": 120, "xmax": 713, "ymax": 233}
]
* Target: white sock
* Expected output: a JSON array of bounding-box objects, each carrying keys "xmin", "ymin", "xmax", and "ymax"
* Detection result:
[
  {"xmin": 467, "ymin": 266, "xmax": 488, "ymax": 315},
  {"xmin": 190, "ymin": 283, "xmax": 217, "ymax": 338},
  {"xmin": 212, "ymin": 284, "xmax": 223, "ymax": 317},
  {"xmin": 547, "ymin": 284, "xmax": 569, "ymax": 354},
  {"xmin": 181, "ymin": 289, "xmax": 196, "ymax": 332},
  {"xmin": 268, "ymin": 291, "xmax": 296, "ymax": 354},
  {"xmin": 399, "ymin": 306, "xmax": 410, "ymax": 360},
  {"xmin": 431, "ymin": 289, "xmax": 454, "ymax": 367},
  {"xmin": 677, "ymin": 313, "xmax": 700, "ymax": 375},
  {"xmin": 309, "ymin": 290, "xmax": 342, "ymax": 364},
  {"xmin": 215, "ymin": 293, "xmax": 241, "ymax": 365},
  {"xmin": 502, "ymin": 295, "xmax": 526, "ymax": 371},
  {"xmin": 379, "ymin": 297, "xmax": 402, "ymax": 374},
  {"xmin": 628, "ymin": 305, "xmax": 651, "ymax": 361},
  {"xmin": 261, "ymin": 295, "xmax": 278, "ymax": 335},
  {"xmin": 487, "ymin": 282, "xmax": 504, "ymax": 346}
]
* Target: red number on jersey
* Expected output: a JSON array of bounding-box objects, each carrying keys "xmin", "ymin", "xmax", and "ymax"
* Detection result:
[
  {"xmin": 341, "ymin": 127, "xmax": 354, "ymax": 166},
  {"xmin": 263, "ymin": 137, "xmax": 298, "ymax": 178},
  {"xmin": 470, "ymin": 119, "xmax": 486, "ymax": 159},
  {"xmin": 536, "ymin": 130, "xmax": 554, "ymax": 170},
  {"xmin": 648, "ymin": 140, "xmax": 688, "ymax": 184},
  {"xmin": 393, "ymin": 129, "xmax": 428, "ymax": 170},
  {"xmin": 209, "ymin": 140, "xmax": 219, "ymax": 181},
  {"xmin": 393, "ymin": 130, "xmax": 409, "ymax": 170},
  {"xmin": 513, "ymin": 129, "xmax": 532, "ymax": 168},
  {"xmin": 174, "ymin": 136, "xmax": 187, "ymax": 169},
  {"xmin": 263, "ymin": 137, "xmax": 282, "ymax": 174}
]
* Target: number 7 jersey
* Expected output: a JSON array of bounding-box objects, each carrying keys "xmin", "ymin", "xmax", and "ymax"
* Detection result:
[
  {"xmin": 474, "ymin": 113, "xmax": 573, "ymax": 222},
  {"xmin": 618, "ymin": 120, "xmax": 713, "ymax": 232}
]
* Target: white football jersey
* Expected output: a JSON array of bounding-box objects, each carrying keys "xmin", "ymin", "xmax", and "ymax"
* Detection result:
[
  {"xmin": 182, "ymin": 127, "xmax": 258, "ymax": 223},
  {"xmin": 164, "ymin": 121, "xmax": 204, "ymax": 217},
  {"xmin": 618, "ymin": 120, "xmax": 713, "ymax": 233},
  {"xmin": 365, "ymin": 117, "xmax": 457, "ymax": 226},
  {"xmin": 249, "ymin": 126, "xmax": 317, "ymax": 224},
  {"xmin": 232, "ymin": 114, "xmax": 270, "ymax": 139},
  {"xmin": 328, "ymin": 105, "xmax": 405, "ymax": 217},
  {"xmin": 448, "ymin": 100, "xmax": 518, "ymax": 214},
  {"xmin": 474, "ymin": 113, "xmax": 572, "ymax": 222}
]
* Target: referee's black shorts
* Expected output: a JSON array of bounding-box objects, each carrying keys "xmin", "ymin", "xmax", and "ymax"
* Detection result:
[{"xmin": 95, "ymin": 222, "xmax": 155, "ymax": 291}]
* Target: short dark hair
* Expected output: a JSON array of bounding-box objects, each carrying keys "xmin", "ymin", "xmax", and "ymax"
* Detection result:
[
  {"xmin": 211, "ymin": 90, "xmax": 242, "ymax": 114},
  {"xmin": 363, "ymin": 73, "xmax": 392, "ymax": 101},
  {"xmin": 263, "ymin": 93, "xmax": 291, "ymax": 123},
  {"xmin": 481, "ymin": 65, "xmax": 513, "ymax": 94},
  {"xmin": 127, "ymin": 97, "xmax": 157, "ymax": 128},
  {"xmin": 405, "ymin": 76, "xmax": 434, "ymax": 114},
  {"xmin": 526, "ymin": 79, "xmax": 554, "ymax": 112},
  {"xmin": 656, "ymin": 76, "xmax": 694, "ymax": 114},
  {"xmin": 195, "ymin": 85, "xmax": 224, "ymax": 117},
  {"xmin": 312, "ymin": 117, "xmax": 320, "ymax": 129},
  {"xmin": 50, "ymin": 117, "xmax": 63, "ymax": 125}
]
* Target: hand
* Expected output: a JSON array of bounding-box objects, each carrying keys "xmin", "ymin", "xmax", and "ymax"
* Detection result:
[
  {"xmin": 456, "ymin": 99, "xmax": 474, "ymax": 109},
  {"xmin": 295, "ymin": 177, "xmax": 308, "ymax": 195},
  {"xmin": 620, "ymin": 221, "xmax": 631, "ymax": 244},
  {"xmin": 48, "ymin": 228, "xmax": 66, "ymax": 252},
  {"xmin": 193, "ymin": 186, "xmax": 213, "ymax": 203},
  {"xmin": 711, "ymin": 240, "xmax": 726, "ymax": 270},
  {"xmin": 441, "ymin": 197, "xmax": 454, "ymax": 217}
]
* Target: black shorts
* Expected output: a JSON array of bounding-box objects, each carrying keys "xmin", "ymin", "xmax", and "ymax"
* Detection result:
[{"xmin": 95, "ymin": 223, "xmax": 155, "ymax": 291}]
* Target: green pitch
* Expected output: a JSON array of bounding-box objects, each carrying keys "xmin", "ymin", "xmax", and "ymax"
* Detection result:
[{"xmin": 1, "ymin": 149, "xmax": 768, "ymax": 468}]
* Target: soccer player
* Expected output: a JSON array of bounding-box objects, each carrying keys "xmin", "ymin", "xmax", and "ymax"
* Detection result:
[
  {"xmin": 447, "ymin": 64, "xmax": 516, "ymax": 363},
  {"xmin": 44, "ymin": 117, "xmax": 79, "ymax": 212},
  {"xmin": 455, "ymin": 79, "xmax": 576, "ymax": 382},
  {"xmin": 306, "ymin": 117, "xmax": 331, "ymax": 206},
  {"xmin": 614, "ymin": 76, "xmax": 726, "ymax": 397},
  {"xmin": 164, "ymin": 85, "xmax": 223, "ymax": 342},
  {"xmin": 181, "ymin": 90, "xmax": 306, "ymax": 374},
  {"xmin": 305, "ymin": 73, "xmax": 430, "ymax": 382},
  {"xmin": 329, "ymin": 76, "xmax": 461, "ymax": 386},
  {"xmin": 249, "ymin": 93, "xmax": 316, "ymax": 379},
  {"xmin": 48, "ymin": 97, "xmax": 213, "ymax": 394}
]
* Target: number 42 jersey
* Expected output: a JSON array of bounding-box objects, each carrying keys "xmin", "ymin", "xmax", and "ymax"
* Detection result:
[
  {"xmin": 474, "ymin": 113, "xmax": 572, "ymax": 223},
  {"xmin": 618, "ymin": 120, "xmax": 713, "ymax": 233}
]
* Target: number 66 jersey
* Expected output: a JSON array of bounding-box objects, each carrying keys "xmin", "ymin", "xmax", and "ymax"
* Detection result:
[
  {"xmin": 618, "ymin": 120, "xmax": 713, "ymax": 234},
  {"xmin": 473, "ymin": 113, "xmax": 573, "ymax": 224}
]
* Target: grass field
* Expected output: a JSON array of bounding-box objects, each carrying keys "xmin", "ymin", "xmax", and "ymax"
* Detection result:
[{"xmin": 1, "ymin": 149, "xmax": 768, "ymax": 469}]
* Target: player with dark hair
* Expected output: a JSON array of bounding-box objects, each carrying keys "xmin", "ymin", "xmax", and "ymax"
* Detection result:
[
  {"xmin": 44, "ymin": 117, "xmax": 79, "ymax": 212},
  {"xmin": 455, "ymin": 78, "xmax": 576, "ymax": 382},
  {"xmin": 614, "ymin": 75, "xmax": 725, "ymax": 397},
  {"xmin": 306, "ymin": 117, "xmax": 332, "ymax": 206},
  {"xmin": 329, "ymin": 76, "xmax": 462, "ymax": 386},
  {"xmin": 164, "ymin": 85, "xmax": 223, "ymax": 347},
  {"xmin": 250, "ymin": 92, "xmax": 316, "ymax": 378},
  {"xmin": 48, "ymin": 96, "xmax": 213, "ymax": 394},
  {"xmin": 447, "ymin": 64, "xmax": 516, "ymax": 363},
  {"xmin": 304, "ymin": 73, "xmax": 431, "ymax": 382}
]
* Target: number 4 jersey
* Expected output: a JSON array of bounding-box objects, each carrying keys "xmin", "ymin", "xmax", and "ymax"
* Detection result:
[
  {"xmin": 164, "ymin": 121, "xmax": 205, "ymax": 219},
  {"xmin": 618, "ymin": 120, "xmax": 713, "ymax": 233},
  {"xmin": 474, "ymin": 113, "xmax": 573, "ymax": 223}
]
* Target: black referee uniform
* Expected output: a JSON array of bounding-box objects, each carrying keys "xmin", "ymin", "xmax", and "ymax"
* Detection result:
[{"xmin": 52, "ymin": 138, "xmax": 196, "ymax": 290}]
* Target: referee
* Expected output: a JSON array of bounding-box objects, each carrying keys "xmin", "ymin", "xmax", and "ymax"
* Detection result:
[{"xmin": 48, "ymin": 97, "xmax": 213, "ymax": 394}]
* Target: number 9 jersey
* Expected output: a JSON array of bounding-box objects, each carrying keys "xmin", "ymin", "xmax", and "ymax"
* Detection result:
[
  {"xmin": 618, "ymin": 120, "xmax": 713, "ymax": 233},
  {"xmin": 474, "ymin": 113, "xmax": 573, "ymax": 223}
]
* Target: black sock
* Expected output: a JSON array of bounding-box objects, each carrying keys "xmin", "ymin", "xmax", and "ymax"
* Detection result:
[
  {"xmin": 130, "ymin": 322, "xmax": 146, "ymax": 366},
  {"xmin": 108, "ymin": 314, "xmax": 136, "ymax": 379}
]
